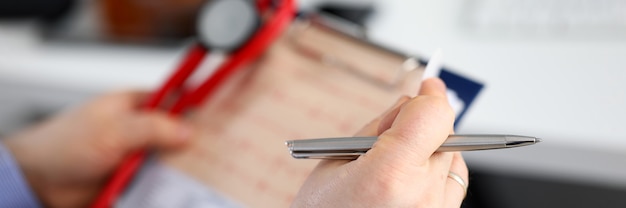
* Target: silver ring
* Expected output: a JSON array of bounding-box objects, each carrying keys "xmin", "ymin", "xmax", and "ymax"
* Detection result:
[{"xmin": 447, "ymin": 171, "xmax": 468, "ymax": 194}]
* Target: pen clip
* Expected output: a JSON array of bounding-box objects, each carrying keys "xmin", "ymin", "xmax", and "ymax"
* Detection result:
[{"xmin": 290, "ymin": 151, "xmax": 365, "ymax": 159}]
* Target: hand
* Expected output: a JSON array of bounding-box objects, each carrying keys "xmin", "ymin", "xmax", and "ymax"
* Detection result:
[
  {"xmin": 2, "ymin": 91, "xmax": 193, "ymax": 208},
  {"xmin": 292, "ymin": 78, "xmax": 469, "ymax": 207}
]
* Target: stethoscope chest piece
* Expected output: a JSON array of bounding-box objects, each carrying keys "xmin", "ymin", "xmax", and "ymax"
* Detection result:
[{"xmin": 197, "ymin": 0, "xmax": 261, "ymax": 52}]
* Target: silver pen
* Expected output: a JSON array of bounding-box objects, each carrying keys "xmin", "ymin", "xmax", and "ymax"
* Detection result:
[{"xmin": 286, "ymin": 135, "xmax": 541, "ymax": 159}]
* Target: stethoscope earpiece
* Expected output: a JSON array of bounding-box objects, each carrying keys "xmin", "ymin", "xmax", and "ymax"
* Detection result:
[{"xmin": 197, "ymin": 0, "xmax": 261, "ymax": 52}]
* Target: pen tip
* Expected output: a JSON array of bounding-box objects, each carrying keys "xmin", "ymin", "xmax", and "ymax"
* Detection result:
[{"xmin": 535, "ymin": 138, "xmax": 542, "ymax": 143}]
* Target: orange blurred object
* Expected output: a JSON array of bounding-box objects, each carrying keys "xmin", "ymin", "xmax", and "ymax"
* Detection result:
[{"xmin": 99, "ymin": 0, "xmax": 207, "ymax": 43}]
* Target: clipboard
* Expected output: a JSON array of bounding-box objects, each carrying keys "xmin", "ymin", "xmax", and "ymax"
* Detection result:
[
  {"xmin": 107, "ymin": 15, "xmax": 483, "ymax": 207},
  {"xmin": 163, "ymin": 19, "xmax": 421, "ymax": 207}
]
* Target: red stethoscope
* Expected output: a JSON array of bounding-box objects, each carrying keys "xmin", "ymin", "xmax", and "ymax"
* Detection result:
[{"xmin": 91, "ymin": 0, "xmax": 296, "ymax": 207}]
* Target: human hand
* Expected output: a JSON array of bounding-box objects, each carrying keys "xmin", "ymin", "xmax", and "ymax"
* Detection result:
[
  {"xmin": 292, "ymin": 78, "xmax": 468, "ymax": 207},
  {"xmin": 2, "ymin": 91, "xmax": 192, "ymax": 208}
]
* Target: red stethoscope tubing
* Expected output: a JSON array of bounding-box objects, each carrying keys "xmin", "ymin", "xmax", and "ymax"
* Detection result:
[
  {"xmin": 90, "ymin": 0, "xmax": 295, "ymax": 207},
  {"xmin": 89, "ymin": 44, "xmax": 207, "ymax": 208},
  {"xmin": 170, "ymin": 1, "xmax": 295, "ymax": 114}
]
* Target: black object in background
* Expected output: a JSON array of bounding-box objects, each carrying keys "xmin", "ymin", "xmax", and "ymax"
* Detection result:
[
  {"xmin": 0, "ymin": 0, "xmax": 75, "ymax": 21},
  {"xmin": 317, "ymin": 3, "xmax": 374, "ymax": 27},
  {"xmin": 462, "ymin": 168, "xmax": 626, "ymax": 208}
]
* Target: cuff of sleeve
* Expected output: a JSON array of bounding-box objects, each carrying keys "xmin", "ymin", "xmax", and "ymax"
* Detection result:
[{"xmin": 0, "ymin": 141, "xmax": 42, "ymax": 208}]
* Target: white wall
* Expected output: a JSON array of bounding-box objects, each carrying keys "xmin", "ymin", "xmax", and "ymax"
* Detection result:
[{"xmin": 1, "ymin": 0, "xmax": 625, "ymax": 187}]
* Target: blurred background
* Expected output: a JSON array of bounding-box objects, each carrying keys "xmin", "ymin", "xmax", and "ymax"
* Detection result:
[{"xmin": 1, "ymin": 0, "xmax": 626, "ymax": 207}]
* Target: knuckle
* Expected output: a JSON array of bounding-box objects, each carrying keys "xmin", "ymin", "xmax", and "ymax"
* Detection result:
[
  {"xmin": 145, "ymin": 113, "xmax": 178, "ymax": 135},
  {"xmin": 369, "ymin": 171, "xmax": 404, "ymax": 203},
  {"xmin": 367, "ymin": 165, "xmax": 433, "ymax": 206},
  {"xmin": 129, "ymin": 117, "xmax": 151, "ymax": 138},
  {"xmin": 377, "ymin": 130, "xmax": 433, "ymax": 162}
]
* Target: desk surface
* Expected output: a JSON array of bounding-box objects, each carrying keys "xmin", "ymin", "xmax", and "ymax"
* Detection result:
[{"xmin": 1, "ymin": 0, "xmax": 626, "ymax": 187}]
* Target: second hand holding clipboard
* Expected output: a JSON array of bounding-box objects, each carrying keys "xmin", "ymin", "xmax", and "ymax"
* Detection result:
[{"xmin": 92, "ymin": 0, "xmax": 296, "ymax": 207}]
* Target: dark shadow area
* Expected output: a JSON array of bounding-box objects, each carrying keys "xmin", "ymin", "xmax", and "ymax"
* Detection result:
[{"xmin": 462, "ymin": 168, "xmax": 626, "ymax": 208}]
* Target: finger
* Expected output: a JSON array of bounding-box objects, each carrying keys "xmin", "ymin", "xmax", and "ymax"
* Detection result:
[
  {"xmin": 401, "ymin": 69, "xmax": 422, "ymax": 97},
  {"xmin": 354, "ymin": 96, "xmax": 410, "ymax": 137},
  {"xmin": 419, "ymin": 78, "xmax": 448, "ymax": 98},
  {"xmin": 317, "ymin": 96, "xmax": 409, "ymax": 168},
  {"xmin": 426, "ymin": 151, "xmax": 455, "ymax": 198},
  {"xmin": 376, "ymin": 97, "xmax": 412, "ymax": 135},
  {"xmin": 119, "ymin": 112, "xmax": 193, "ymax": 151},
  {"xmin": 95, "ymin": 90, "xmax": 151, "ymax": 110},
  {"xmin": 444, "ymin": 152, "xmax": 469, "ymax": 208},
  {"xmin": 427, "ymin": 125, "xmax": 458, "ymax": 203},
  {"xmin": 357, "ymin": 78, "xmax": 447, "ymax": 137},
  {"xmin": 378, "ymin": 78, "xmax": 447, "ymax": 136},
  {"xmin": 368, "ymin": 78, "xmax": 454, "ymax": 165},
  {"xmin": 128, "ymin": 90, "xmax": 151, "ymax": 102},
  {"xmin": 119, "ymin": 90, "xmax": 151, "ymax": 108},
  {"xmin": 420, "ymin": 106, "xmax": 457, "ymax": 202}
]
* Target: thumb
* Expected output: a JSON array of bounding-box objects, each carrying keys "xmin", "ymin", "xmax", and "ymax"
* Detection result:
[
  {"xmin": 119, "ymin": 112, "xmax": 193, "ymax": 151},
  {"xmin": 367, "ymin": 78, "xmax": 454, "ymax": 164}
]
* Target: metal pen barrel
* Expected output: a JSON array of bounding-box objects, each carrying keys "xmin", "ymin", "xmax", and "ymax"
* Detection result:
[
  {"xmin": 438, "ymin": 134, "xmax": 538, "ymax": 151},
  {"xmin": 286, "ymin": 134, "xmax": 540, "ymax": 159}
]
